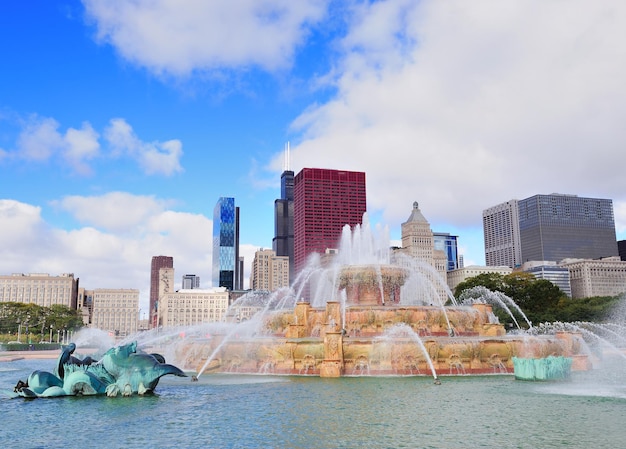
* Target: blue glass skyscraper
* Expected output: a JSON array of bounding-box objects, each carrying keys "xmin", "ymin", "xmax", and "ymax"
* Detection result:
[
  {"xmin": 433, "ymin": 232, "xmax": 459, "ymax": 271},
  {"xmin": 212, "ymin": 197, "xmax": 240, "ymax": 290}
]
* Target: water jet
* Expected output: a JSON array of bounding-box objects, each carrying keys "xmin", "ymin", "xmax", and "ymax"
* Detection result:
[{"xmin": 167, "ymin": 217, "xmax": 593, "ymax": 380}]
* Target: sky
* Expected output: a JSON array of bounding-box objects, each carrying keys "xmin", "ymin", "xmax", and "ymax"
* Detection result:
[{"xmin": 1, "ymin": 0, "xmax": 625, "ymax": 316}]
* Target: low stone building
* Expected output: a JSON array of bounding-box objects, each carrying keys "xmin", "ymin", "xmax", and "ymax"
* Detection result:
[
  {"xmin": 446, "ymin": 265, "xmax": 513, "ymax": 294},
  {"xmin": 559, "ymin": 257, "xmax": 626, "ymax": 299},
  {"xmin": 90, "ymin": 288, "xmax": 139, "ymax": 337},
  {"xmin": 0, "ymin": 272, "xmax": 79, "ymax": 309},
  {"xmin": 159, "ymin": 288, "xmax": 229, "ymax": 327}
]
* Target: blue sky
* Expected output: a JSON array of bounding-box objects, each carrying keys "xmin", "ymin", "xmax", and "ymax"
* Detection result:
[{"xmin": 2, "ymin": 1, "xmax": 625, "ymax": 315}]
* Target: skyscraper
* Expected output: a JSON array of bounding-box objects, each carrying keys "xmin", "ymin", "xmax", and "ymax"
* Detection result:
[
  {"xmin": 212, "ymin": 197, "xmax": 241, "ymax": 290},
  {"xmin": 399, "ymin": 202, "xmax": 448, "ymax": 302},
  {"xmin": 150, "ymin": 255, "xmax": 173, "ymax": 328},
  {"xmin": 273, "ymin": 144, "xmax": 295, "ymax": 283},
  {"xmin": 483, "ymin": 194, "xmax": 618, "ymax": 267},
  {"xmin": 433, "ymin": 232, "xmax": 460, "ymax": 271},
  {"xmin": 250, "ymin": 248, "xmax": 290, "ymax": 291},
  {"xmin": 619, "ymin": 240, "xmax": 626, "ymax": 261},
  {"xmin": 483, "ymin": 200, "xmax": 522, "ymax": 268},
  {"xmin": 293, "ymin": 168, "xmax": 366, "ymax": 275},
  {"xmin": 518, "ymin": 194, "xmax": 618, "ymax": 263}
]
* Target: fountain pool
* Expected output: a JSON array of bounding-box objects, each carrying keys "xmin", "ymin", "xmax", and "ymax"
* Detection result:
[{"xmin": 1, "ymin": 356, "xmax": 625, "ymax": 449}]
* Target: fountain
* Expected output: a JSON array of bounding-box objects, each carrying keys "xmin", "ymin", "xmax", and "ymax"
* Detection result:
[{"xmin": 165, "ymin": 215, "xmax": 592, "ymax": 381}]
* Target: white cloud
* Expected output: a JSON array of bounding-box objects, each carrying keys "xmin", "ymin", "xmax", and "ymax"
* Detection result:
[
  {"xmin": 52, "ymin": 192, "xmax": 175, "ymax": 233},
  {"xmin": 140, "ymin": 139, "xmax": 184, "ymax": 176},
  {"xmin": 12, "ymin": 116, "xmax": 101, "ymax": 175},
  {"xmin": 17, "ymin": 116, "xmax": 64, "ymax": 162},
  {"xmin": 0, "ymin": 200, "xmax": 48, "ymax": 260},
  {"xmin": 104, "ymin": 118, "xmax": 184, "ymax": 176},
  {"xmin": 280, "ymin": 0, "xmax": 626, "ymax": 237},
  {"xmin": 0, "ymin": 197, "xmax": 213, "ymax": 314},
  {"xmin": 8, "ymin": 115, "xmax": 182, "ymax": 176},
  {"xmin": 83, "ymin": 0, "xmax": 329, "ymax": 76},
  {"xmin": 62, "ymin": 122, "xmax": 100, "ymax": 175}
]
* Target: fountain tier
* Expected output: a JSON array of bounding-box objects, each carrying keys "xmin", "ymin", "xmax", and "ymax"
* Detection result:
[
  {"xmin": 182, "ymin": 299, "xmax": 588, "ymax": 378},
  {"xmin": 338, "ymin": 265, "xmax": 407, "ymax": 305}
]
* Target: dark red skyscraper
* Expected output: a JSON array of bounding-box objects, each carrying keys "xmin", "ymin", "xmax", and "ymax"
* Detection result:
[
  {"xmin": 294, "ymin": 168, "xmax": 366, "ymax": 275},
  {"xmin": 150, "ymin": 255, "xmax": 173, "ymax": 328}
]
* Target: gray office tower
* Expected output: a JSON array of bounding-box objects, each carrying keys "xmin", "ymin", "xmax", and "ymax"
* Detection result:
[
  {"xmin": 518, "ymin": 194, "xmax": 618, "ymax": 262},
  {"xmin": 182, "ymin": 274, "xmax": 200, "ymax": 289},
  {"xmin": 484, "ymin": 194, "xmax": 618, "ymax": 267},
  {"xmin": 272, "ymin": 144, "xmax": 295, "ymax": 284}
]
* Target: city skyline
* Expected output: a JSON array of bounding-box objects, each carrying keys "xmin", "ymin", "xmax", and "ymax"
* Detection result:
[{"xmin": 2, "ymin": 1, "xmax": 626, "ymax": 316}]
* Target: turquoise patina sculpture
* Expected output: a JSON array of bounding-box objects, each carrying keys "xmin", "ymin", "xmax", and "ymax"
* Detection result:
[
  {"xmin": 13, "ymin": 341, "xmax": 186, "ymax": 398},
  {"xmin": 512, "ymin": 355, "xmax": 573, "ymax": 381}
]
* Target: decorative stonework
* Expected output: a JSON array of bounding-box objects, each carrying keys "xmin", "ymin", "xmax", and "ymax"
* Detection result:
[
  {"xmin": 321, "ymin": 331, "xmax": 344, "ymax": 378},
  {"xmin": 338, "ymin": 265, "xmax": 408, "ymax": 305}
]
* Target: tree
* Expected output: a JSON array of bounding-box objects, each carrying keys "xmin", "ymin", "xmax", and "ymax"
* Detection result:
[
  {"xmin": 556, "ymin": 295, "xmax": 622, "ymax": 322},
  {"xmin": 0, "ymin": 302, "xmax": 83, "ymax": 340},
  {"xmin": 454, "ymin": 271, "xmax": 569, "ymax": 325},
  {"xmin": 516, "ymin": 279, "xmax": 564, "ymax": 323}
]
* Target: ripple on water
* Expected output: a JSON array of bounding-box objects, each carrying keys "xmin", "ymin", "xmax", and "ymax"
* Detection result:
[{"xmin": 1, "ymin": 362, "xmax": 625, "ymax": 449}]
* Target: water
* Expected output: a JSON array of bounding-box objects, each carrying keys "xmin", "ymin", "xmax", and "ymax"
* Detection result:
[{"xmin": 2, "ymin": 357, "xmax": 625, "ymax": 449}]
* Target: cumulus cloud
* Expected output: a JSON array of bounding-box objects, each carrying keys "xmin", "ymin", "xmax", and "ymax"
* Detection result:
[
  {"xmin": 7, "ymin": 115, "xmax": 183, "ymax": 177},
  {"xmin": 52, "ymin": 192, "xmax": 176, "ymax": 233},
  {"xmin": 63, "ymin": 122, "xmax": 101, "ymax": 175},
  {"xmin": 82, "ymin": 0, "xmax": 329, "ymax": 76},
  {"xmin": 0, "ymin": 200, "xmax": 48, "ymax": 254},
  {"xmin": 12, "ymin": 115, "xmax": 101, "ymax": 175},
  {"xmin": 279, "ymin": 0, "xmax": 626, "ymax": 234},
  {"xmin": 0, "ymin": 197, "xmax": 213, "ymax": 313},
  {"xmin": 104, "ymin": 118, "xmax": 184, "ymax": 176},
  {"xmin": 17, "ymin": 116, "xmax": 65, "ymax": 162}
]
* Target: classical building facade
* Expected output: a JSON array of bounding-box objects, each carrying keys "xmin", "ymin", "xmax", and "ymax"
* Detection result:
[
  {"xmin": 0, "ymin": 273, "xmax": 79, "ymax": 309},
  {"xmin": 89, "ymin": 288, "xmax": 139, "ymax": 338},
  {"xmin": 158, "ymin": 287, "xmax": 229, "ymax": 327},
  {"xmin": 293, "ymin": 168, "xmax": 366, "ymax": 275},
  {"xmin": 559, "ymin": 257, "xmax": 626, "ymax": 299},
  {"xmin": 446, "ymin": 265, "xmax": 513, "ymax": 294},
  {"xmin": 396, "ymin": 202, "xmax": 448, "ymax": 302},
  {"xmin": 250, "ymin": 248, "xmax": 290, "ymax": 292}
]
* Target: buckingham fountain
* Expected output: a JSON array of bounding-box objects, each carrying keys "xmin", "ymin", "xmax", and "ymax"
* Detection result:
[
  {"xmin": 7, "ymin": 215, "xmax": 612, "ymax": 401},
  {"xmin": 164, "ymin": 216, "xmax": 590, "ymax": 381}
]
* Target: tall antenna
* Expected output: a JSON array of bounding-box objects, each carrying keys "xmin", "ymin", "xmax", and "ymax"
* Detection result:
[{"xmin": 284, "ymin": 141, "xmax": 291, "ymax": 171}]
